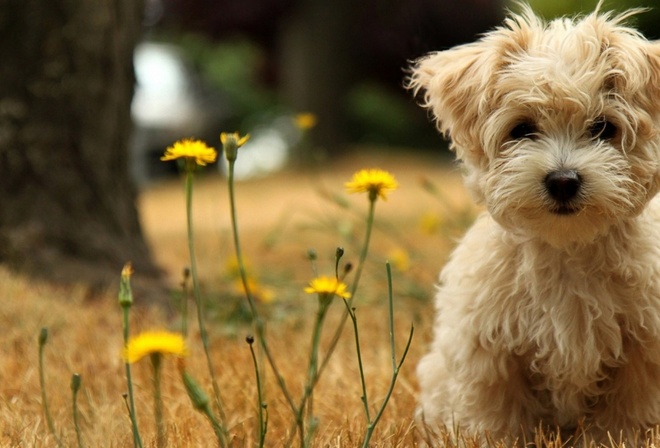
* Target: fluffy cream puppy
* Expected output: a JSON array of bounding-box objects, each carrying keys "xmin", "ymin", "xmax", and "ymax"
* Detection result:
[{"xmin": 409, "ymin": 3, "xmax": 660, "ymax": 443}]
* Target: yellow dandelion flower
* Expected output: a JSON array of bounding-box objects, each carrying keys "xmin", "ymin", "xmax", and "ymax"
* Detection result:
[
  {"xmin": 294, "ymin": 113, "xmax": 317, "ymax": 130},
  {"xmin": 304, "ymin": 276, "xmax": 351, "ymax": 300},
  {"xmin": 224, "ymin": 255, "xmax": 252, "ymax": 279},
  {"xmin": 123, "ymin": 331, "xmax": 187, "ymax": 364},
  {"xmin": 388, "ymin": 247, "xmax": 410, "ymax": 272},
  {"xmin": 345, "ymin": 168, "xmax": 398, "ymax": 201},
  {"xmin": 234, "ymin": 277, "xmax": 275, "ymax": 304},
  {"xmin": 161, "ymin": 139, "xmax": 217, "ymax": 166},
  {"xmin": 419, "ymin": 211, "xmax": 442, "ymax": 235}
]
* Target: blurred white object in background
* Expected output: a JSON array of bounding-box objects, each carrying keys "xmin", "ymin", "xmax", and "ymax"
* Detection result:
[
  {"xmin": 220, "ymin": 115, "xmax": 301, "ymax": 180},
  {"xmin": 130, "ymin": 42, "xmax": 228, "ymax": 185}
]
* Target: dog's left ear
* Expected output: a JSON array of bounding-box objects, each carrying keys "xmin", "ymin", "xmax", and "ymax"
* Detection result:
[
  {"xmin": 407, "ymin": 42, "xmax": 498, "ymax": 168},
  {"xmin": 604, "ymin": 30, "xmax": 660, "ymax": 115},
  {"xmin": 645, "ymin": 41, "xmax": 660, "ymax": 193},
  {"xmin": 645, "ymin": 41, "xmax": 660, "ymax": 109}
]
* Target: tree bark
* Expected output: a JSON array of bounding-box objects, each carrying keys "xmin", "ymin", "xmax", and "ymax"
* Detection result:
[{"xmin": 0, "ymin": 0, "xmax": 159, "ymax": 288}]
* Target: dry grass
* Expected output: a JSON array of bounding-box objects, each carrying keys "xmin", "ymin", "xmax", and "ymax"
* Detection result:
[
  {"xmin": 2, "ymin": 149, "xmax": 472, "ymax": 447},
  {"xmin": 2, "ymin": 149, "xmax": 658, "ymax": 447}
]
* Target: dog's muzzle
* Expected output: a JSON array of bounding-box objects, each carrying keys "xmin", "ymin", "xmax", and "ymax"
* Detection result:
[{"xmin": 544, "ymin": 169, "xmax": 581, "ymax": 215}]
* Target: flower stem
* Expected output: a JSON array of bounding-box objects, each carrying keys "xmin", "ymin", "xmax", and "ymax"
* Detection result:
[
  {"xmin": 38, "ymin": 328, "xmax": 63, "ymax": 448},
  {"xmin": 343, "ymin": 302, "xmax": 371, "ymax": 423},
  {"xmin": 180, "ymin": 268, "xmax": 191, "ymax": 338},
  {"xmin": 317, "ymin": 197, "xmax": 377, "ymax": 380},
  {"xmin": 247, "ymin": 337, "xmax": 267, "ymax": 448},
  {"xmin": 360, "ymin": 263, "xmax": 415, "ymax": 448},
  {"xmin": 122, "ymin": 306, "xmax": 143, "ymax": 448},
  {"xmin": 225, "ymin": 160, "xmax": 261, "ymax": 322},
  {"xmin": 202, "ymin": 403, "xmax": 227, "ymax": 446},
  {"xmin": 180, "ymin": 366, "xmax": 225, "ymax": 447},
  {"xmin": 285, "ymin": 198, "xmax": 379, "ymax": 446},
  {"xmin": 349, "ymin": 197, "xmax": 377, "ymax": 299},
  {"xmin": 226, "ymin": 159, "xmax": 297, "ymax": 415},
  {"xmin": 301, "ymin": 300, "xmax": 331, "ymax": 443},
  {"xmin": 184, "ymin": 167, "xmax": 228, "ymax": 446},
  {"xmin": 151, "ymin": 353, "xmax": 166, "ymax": 448}
]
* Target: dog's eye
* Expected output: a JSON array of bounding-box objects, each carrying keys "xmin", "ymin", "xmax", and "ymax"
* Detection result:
[
  {"xmin": 588, "ymin": 118, "xmax": 617, "ymax": 141},
  {"xmin": 509, "ymin": 122, "xmax": 538, "ymax": 141}
]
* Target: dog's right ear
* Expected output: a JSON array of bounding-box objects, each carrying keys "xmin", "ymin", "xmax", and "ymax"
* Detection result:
[{"xmin": 408, "ymin": 43, "xmax": 497, "ymax": 165}]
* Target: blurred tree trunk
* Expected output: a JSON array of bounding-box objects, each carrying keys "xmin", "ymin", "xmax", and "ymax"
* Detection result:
[
  {"xmin": 279, "ymin": 0, "xmax": 354, "ymax": 164},
  {"xmin": 0, "ymin": 0, "xmax": 160, "ymax": 289}
]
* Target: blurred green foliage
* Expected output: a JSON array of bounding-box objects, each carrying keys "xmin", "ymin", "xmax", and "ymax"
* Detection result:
[
  {"xmin": 512, "ymin": 0, "xmax": 660, "ymax": 38},
  {"xmin": 346, "ymin": 82, "xmax": 438, "ymax": 147},
  {"xmin": 153, "ymin": 33, "xmax": 443, "ymax": 149},
  {"xmin": 152, "ymin": 0, "xmax": 660, "ymax": 152},
  {"xmin": 175, "ymin": 35, "xmax": 278, "ymax": 127}
]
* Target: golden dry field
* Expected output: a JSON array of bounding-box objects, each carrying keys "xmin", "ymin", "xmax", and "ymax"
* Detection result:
[{"xmin": 0, "ymin": 148, "xmax": 478, "ymax": 447}]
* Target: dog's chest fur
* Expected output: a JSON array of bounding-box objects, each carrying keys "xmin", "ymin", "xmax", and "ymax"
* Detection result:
[
  {"xmin": 441, "ymin": 202, "xmax": 660, "ymax": 421},
  {"xmin": 513, "ymin": 242, "xmax": 634, "ymax": 420}
]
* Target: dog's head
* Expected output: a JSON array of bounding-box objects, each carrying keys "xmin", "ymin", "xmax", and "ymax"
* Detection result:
[{"xmin": 410, "ymin": 5, "xmax": 660, "ymax": 247}]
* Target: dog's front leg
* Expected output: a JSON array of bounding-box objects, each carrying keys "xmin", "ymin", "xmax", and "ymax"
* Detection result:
[
  {"xmin": 451, "ymin": 344, "xmax": 544, "ymax": 440},
  {"xmin": 591, "ymin": 341, "xmax": 660, "ymax": 441},
  {"xmin": 418, "ymin": 332, "xmax": 543, "ymax": 442}
]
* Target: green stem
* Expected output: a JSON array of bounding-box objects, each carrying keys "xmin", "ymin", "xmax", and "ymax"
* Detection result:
[
  {"xmin": 38, "ymin": 328, "xmax": 63, "ymax": 448},
  {"xmin": 362, "ymin": 324, "xmax": 414, "ymax": 447},
  {"xmin": 181, "ymin": 268, "xmax": 191, "ymax": 338},
  {"xmin": 185, "ymin": 166, "xmax": 228, "ymax": 446},
  {"xmin": 122, "ymin": 307, "xmax": 144, "ymax": 448},
  {"xmin": 386, "ymin": 263, "xmax": 397, "ymax": 369},
  {"xmin": 349, "ymin": 198, "xmax": 377, "ymax": 299},
  {"xmin": 226, "ymin": 159, "xmax": 259, "ymax": 320},
  {"xmin": 304, "ymin": 300, "xmax": 331, "ymax": 440},
  {"xmin": 180, "ymin": 368, "xmax": 225, "ymax": 447},
  {"xmin": 287, "ymin": 295, "xmax": 341, "ymax": 447},
  {"xmin": 202, "ymin": 403, "xmax": 227, "ymax": 446},
  {"xmin": 227, "ymin": 158, "xmax": 305, "ymax": 447},
  {"xmin": 151, "ymin": 354, "xmax": 166, "ymax": 448},
  {"xmin": 226, "ymin": 159, "xmax": 297, "ymax": 414},
  {"xmin": 360, "ymin": 263, "xmax": 415, "ymax": 448},
  {"xmin": 285, "ymin": 198, "xmax": 379, "ymax": 447},
  {"xmin": 248, "ymin": 338, "xmax": 267, "ymax": 448},
  {"xmin": 344, "ymin": 302, "xmax": 371, "ymax": 423},
  {"xmin": 317, "ymin": 198, "xmax": 377, "ymax": 380}
]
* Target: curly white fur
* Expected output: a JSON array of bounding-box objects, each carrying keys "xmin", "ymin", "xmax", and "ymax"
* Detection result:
[{"xmin": 410, "ymin": 3, "xmax": 660, "ymax": 443}]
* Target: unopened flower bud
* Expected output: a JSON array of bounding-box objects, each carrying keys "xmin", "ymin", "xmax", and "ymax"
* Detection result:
[
  {"xmin": 118, "ymin": 262, "xmax": 134, "ymax": 308},
  {"xmin": 181, "ymin": 370, "xmax": 210, "ymax": 412},
  {"xmin": 38, "ymin": 327, "xmax": 48, "ymax": 346},
  {"xmin": 221, "ymin": 132, "xmax": 250, "ymax": 163},
  {"xmin": 306, "ymin": 248, "xmax": 317, "ymax": 261},
  {"xmin": 344, "ymin": 262, "xmax": 354, "ymax": 275},
  {"xmin": 71, "ymin": 373, "xmax": 82, "ymax": 393}
]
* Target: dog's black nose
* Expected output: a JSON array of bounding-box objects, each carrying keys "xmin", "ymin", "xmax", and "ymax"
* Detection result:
[{"xmin": 545, "ymin": 170, "xmax": 581, "ymax": 203}]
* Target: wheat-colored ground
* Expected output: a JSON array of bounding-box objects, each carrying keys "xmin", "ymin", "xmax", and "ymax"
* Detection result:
[
  {"xmin": 4, "ymin": 148, "xmax": 659, "ymax": 447},
  {"xmin": 0, "ymin": 149, "xmax": 476, "ymax": 447}
]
